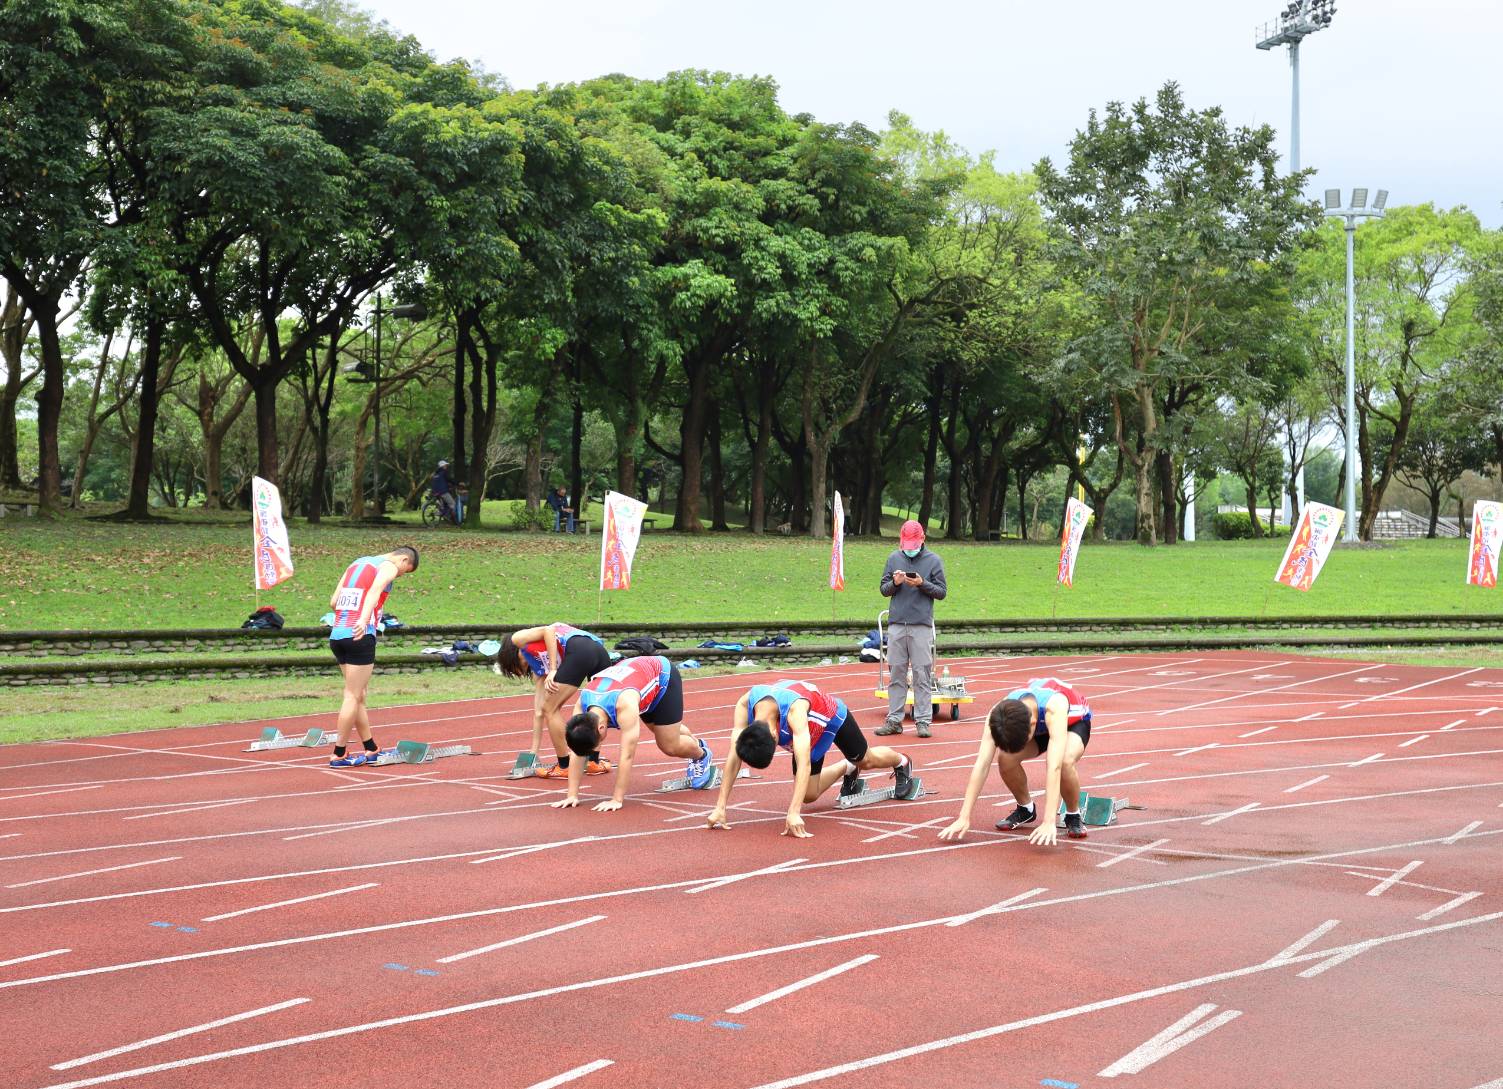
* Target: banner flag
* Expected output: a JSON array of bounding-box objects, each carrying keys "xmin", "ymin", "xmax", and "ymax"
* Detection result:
[
  {"xmin": 1274, "ymin": 502, "xmax": 1344, "ymax": 592},
  {"xmin": 251, "ymin": 476, "xmax": 294, "ymax": 591},
  {"xmin": 1467, "ymin": 500, "xmax": 1502, "ymax": 588},
  {"xmin": 830, "ymin": 491, "xmax": 846, "ymax": 591},
  {"xmin": 599, "ymin": 490, "xmax": 649, "ymax": 591},
  {"xmin": 1056, "ymin": 496, "xmax": 1093, "ymax": 587}
]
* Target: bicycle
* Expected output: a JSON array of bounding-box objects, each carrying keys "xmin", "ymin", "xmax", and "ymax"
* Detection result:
[{"xmin": 421, "ymin": 493, "xmax": 459, "ymax": 527}]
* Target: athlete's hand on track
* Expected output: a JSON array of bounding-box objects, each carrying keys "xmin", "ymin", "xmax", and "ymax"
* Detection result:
[
  {"xmin": 782, "ymin": 813, "xmax": 812, "ymax": 838},
  {"xmin": 593, "ymin": 799, "xmax": 623, "ymax": 813},
  {"xmin": 550, "ymin": 796, "xmax": 581, "ymax": 809},
  {"xmin": 544, "ymin": 670, "xmax": 559, "ymax": 693},
  {"xmin": 938, "ymin": 819, "xmax": 969, "ymax": 842},
  {"xmin": 1028, "ymin": 822, "xmax": 1058, "ymax": 846},
  {"xmin": 706, "ymin": 808, "xmax": 730, "ymax": 830}
]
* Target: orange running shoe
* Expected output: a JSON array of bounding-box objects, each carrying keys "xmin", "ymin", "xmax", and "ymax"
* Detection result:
[
  {"xmin": 586, "ymin": 759, "xmax": 613, "ymax": 776},
  {"xmin": 532, "ymin": 763, "xmax": 568, "ymax": 779}
]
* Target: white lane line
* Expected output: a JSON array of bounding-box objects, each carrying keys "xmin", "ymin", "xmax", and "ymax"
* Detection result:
[
  {"xmin": 1397, "ymin": 735, "xmax": 1430, "ymax": 749},
  {"xmin": 1341, "ymin": 872, "xmax": 1464, "ymax": 896},
  {"xmin": 686, "ymin": 858, "xmax": 807, "ymax": 895},
  {"xmin": 1097, "ymin": 1002, "xmax": 1242, "ymax": 1078},
  {"xmin": 281, "ymin": 816, "xmax": 418, "ymax": 842},
  {"xmin": 663, "ymin": 802, "xmax": 755, "ymax": 824},
  {"xmin": 1295, "ymin": 712, "xmax": 1324, "ymax": 721},
  {"xmin": 1167, "ymin": 663, "xmax": 1380, "ymax": 714},
  {"xmin": 1347, "ymin": 668, "xmax": 1485, "ymax": 707},
  {"xmin": 945, "ymin": 888, "xmax": 1048, "ymax": 927},
  {"xmin": 738, "ymin": 911, "xmax": 1503, "ymax": 1089},
  {"xmin": 1201, "ymin": 803, "xmax": 1259, "ymax": 826},
  {"xmin": 1444, "ymin": 820, "xmax": 1483, "ymax": 844},
  {"xmin": 1267, "ymin": 919, "xmax": 1341, "ymax": 962},
  {"xmin": 522, "ymin": 1060, "xmax": 614, "ymax": 1089},
  {"xmin": 1418, "ymin": 892, "xmax": 1482, "ymax": 921},
  {"xmin": 1367, "ymin": 861, "xmax": 1423, "ymax": 897},
  {"xmin": 1283, "ymin": 776, "xmax": 1329, "ymax": 794},
  {"xmin": 470, "ymin": 836, "xmax": 599, "ymax": 865},
  {"xmin": 123, "ymin": 800, "xmax": 258, "ymax": 822},
  {"xmin": 1349, "ymin": 753, "xmax": 1384, "ymax": 767},
  {"xmin": 0, "ymin": 833, "xmax": 20, "ymax": 840},
  {"xmin": 0, "ymin": 948, "xmax": 69, "ymax": 969},
  {"xmin": 201, "ymin": 884, "xmax": 380, "ymax": 923},
  {"xmin": 1095, "ymin": 839, "xmax": 1169, "ymax": 870},
  {"xmin": 1173, "ymin": 743, "xmax": 1218, "ymax": 758},
  {"xmin": 1441, "ymin": 718, "xmax": 1466, "ymax": 731},
  {"xmin": 1238, "ymin": 727, "xmax": 1277, "ymax": 738},
  {"xmin": 1465, "ymin": 1079, "xmax": 1503, "ymax": 1089},
  {"xmin": 6, "ymin": 857, "xmax": 180, "ymax": 890},
  {"xmin": 724, "ymin": 954, "xmax": 880, "ymax": 1015},
  {"xmin": 1091, "ymin": 763, "xmax": 1148, "ymax": 782},
  {"xmin": 0, "ymin": 786, "xmax": 103, "ymax": 803},
  {"xmin": 1477, "ymin": 707, "xmax": 1498, "ymax": 717},
  {"xmin": 862, "ymin": 818, "xmax": 949, "ymax": 844},
  {"xmin": 50, "ymin": 998, "xmax": 310, "ymax": 1071},
  {"xmin": 1297, "ymin": 947, "xmax": 1368, "ymax": 978},
  {"xmin": 436, "ymin": 915, "xmax": 606, "ymax": 965}
]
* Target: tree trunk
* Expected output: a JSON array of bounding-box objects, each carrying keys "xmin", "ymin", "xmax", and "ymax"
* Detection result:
[
  {"xmin": 748, "ymin": 366, "xmax": 772, "ymax": 534},
  {"xmin": 252, "ymin": 376, "xmax": 278, "ymax": 482},
  {"xmin": 349, "ymin": 403, "xmax": 373, "ymax": 520},
  {"xmin": 70, "ymin": 328, "xmax": 118, "ymax": 508},
  {"xmin": 673, "ymin": 355, "xmax": 712, "ymax": 532},
  {"xmin": 467, "ymin": 323, "xmax": 503, "ymax": 526},
  {"xmin": 917, "ymin": 366, "xmax": 943, "ymax": 529},
  {"xmin": 123, "ymin": 318, "xmax": 165, "ymax": 520},
  {"xmin": 305, "ymin": 335, "xmax": 339, "ymax": 524},
  {"xmin": 1242, "ymin": 473, "xmax": 1264, "ymax": 537},
  {"xmin": 569, "ymin": 387, "xmax": 584, "ymax": 512},
  {"xmin": 1, "ymin": 286, "xmax": 35, "ymax": 490},
  {"xmin": 451, "ymin": 338, "xmax": 467, "ymax": 480},
  {"xmin": 808, "ymin": 436, "xmax": 831, "ymax": 541},
  {"xmin": 1017, "ymin": 471, "xmax": 1029, "ymax": 541},
  {"xmin": 32, "ymin": 307, "xmax": 66, "ymax": 513},
  {"xmin": 1156, "ymin": 448, "xmax": 1179, "ymax": 545},
  {"xmin": 1425, "ymin": 488, "xmax": 1441, "ymax": 538},
  {"xmin": 708, "ymin": 408, "xmax": 729, "ymax": 531}
]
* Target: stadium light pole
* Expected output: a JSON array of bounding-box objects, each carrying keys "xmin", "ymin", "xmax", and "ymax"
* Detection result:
[
  {"xmin": 1324, "ymin": 187, "xmax": 1387, "ymax": 542},
  {"xmin": 1257, "ymin": 0, "xmax": 1335, "ymax": 522}
]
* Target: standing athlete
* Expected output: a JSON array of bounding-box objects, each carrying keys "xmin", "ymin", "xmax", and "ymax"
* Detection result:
[
  {"xmin": 326, "ymin": 547, "xmax": 419, "ymax": 767},
  {"xmin": 552, "ymin": 655, "xmax": 715, "ymax": 812},
  {"xmin": 709, "ymin": 679, "xmax": 919, "ymax": 838},
  {"xmin": 496, "ymin": 623, "xmax": 613, "ymax": 778},
  {"xmin": 938, "ymin": 677, "xmax": 1093, "ymax": 845}
]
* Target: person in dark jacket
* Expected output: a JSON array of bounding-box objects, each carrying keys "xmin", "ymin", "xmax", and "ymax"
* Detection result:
[{"xmin": 876, "ymin": 520, "xmax": 947, "ymax": 738}]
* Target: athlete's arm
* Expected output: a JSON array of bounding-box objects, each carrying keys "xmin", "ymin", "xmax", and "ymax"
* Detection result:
[
  {"xmin": 784, "ymin": 704, "xmax": 814, "ymax": 839},
  {"xmin": 1029, "ymin": 693, "xmax": 1070, "ymax": 846},
  {"xmin": 510, "ymin": 626, "xmax": 548, "ymax": 649},
  {"xmin": 939, "ymin": 720, "xmax": 998, "ymax": 841},
  {"xmin": 550, "ymin": 698, "xmax": 587, "ymax": 810},
  {"xmin": 707, "ymin": 694, "xmax": 749, "ymax": 829},
  {"xmin": 354, "ymin": 561, "xmax": 400, "ymax": 633},
  {"xmin": 601, "ymin": 696, "xmax": 641, "ymax": 811},
  {"xmin": 541, "ymin": 627, "xmax": 562, "ymax": 690}
]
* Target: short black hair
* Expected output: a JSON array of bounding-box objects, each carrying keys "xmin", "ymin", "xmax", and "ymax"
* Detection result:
[
  {"xmin": 392, "ymin": 545, "xmax": 419, "ymax": 572},
  {"xmin": 988, "ymin": 698, "xmax": 1035, "ymax": 754},
  {"xmin": 565, "ymin": 711, "xmax": 601, "ymax": 756},
  {"xmin": 497, "ymin": 637, "xmax": 527, "ymax": 678},
  {"xmin": 735, "ymin": 722, "xmax": 777, "ymax": 769}
]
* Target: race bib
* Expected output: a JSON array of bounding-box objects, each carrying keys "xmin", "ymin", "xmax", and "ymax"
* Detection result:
[{"xmin": 334, "ymin": 587, "xmax": 363, "ymax": 613}]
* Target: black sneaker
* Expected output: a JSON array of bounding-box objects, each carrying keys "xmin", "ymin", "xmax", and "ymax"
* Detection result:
[
  {"xmin": 1063, "ymin": 813, "xmax": 1088, "ymax": 839},
  {"xmin": 892, "ymin": 755, "xmax": 919, "ymax": 800},
  {"xmin": 840, "ymin": 768, "xmax": 866, "ymax": 797},
  {"xmin": 995, "ymin": 804, "xmax": 1037, "ymax": 831}
]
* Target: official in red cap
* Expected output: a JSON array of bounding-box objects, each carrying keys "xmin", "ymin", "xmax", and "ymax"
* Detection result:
[{"xmin": 877, "ymin": 520, "xmax": 948, "ymax": 737}]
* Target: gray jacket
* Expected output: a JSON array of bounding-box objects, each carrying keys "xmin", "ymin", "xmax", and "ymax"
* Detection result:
[{"xmin": 879, "ymin": 547, "xmax": 947, "ymax": 625}]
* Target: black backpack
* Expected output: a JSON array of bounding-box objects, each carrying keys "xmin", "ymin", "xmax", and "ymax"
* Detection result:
[
  {"xmin": 614, "ymin": 635, "xmax": 668, "ymax": 654},
  {"xmin": 242, "ymin": 607, "xmax": 285, "ymax": 630}
]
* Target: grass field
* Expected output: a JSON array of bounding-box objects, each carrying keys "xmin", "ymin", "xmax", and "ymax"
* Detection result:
[{"xmin": 2, "ymin": 515, "xmax": 1499, "ymax": 631}]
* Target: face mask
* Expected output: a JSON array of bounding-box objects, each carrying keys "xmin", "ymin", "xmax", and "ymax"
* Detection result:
[{"xmin": 902, "ymin": 547, "xmax": 921, "ymax": 559}]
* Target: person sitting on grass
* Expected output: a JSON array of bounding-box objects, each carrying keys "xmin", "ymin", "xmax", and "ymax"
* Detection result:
[
  {"xmin": 551, "ymin": 655, "xmax": 715, "ymax": 812},
  {"xmin": 326, "ymin": 546, "xmax": 419, "ymax": 767},
  {"xmin": 496, "ymin": 624, "xmax": 613, "ymax": 779},
  {"xmin": 938, "ymin": 677, "xmax": 1093, "ymax": 845},
  {"xmin": 707, "ymin": 680, "xmax": 918, "ymax": 838}
]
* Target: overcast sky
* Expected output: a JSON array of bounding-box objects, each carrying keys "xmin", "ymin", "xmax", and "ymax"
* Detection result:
[{"xmin": 358, "ymin": 0, "xmax": 1500, "ymax": 227}]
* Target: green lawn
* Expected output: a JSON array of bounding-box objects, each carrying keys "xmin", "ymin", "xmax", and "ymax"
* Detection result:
[{"xmin": 2, "ymin": 515, "xmax": 1501, "ymax": 632}]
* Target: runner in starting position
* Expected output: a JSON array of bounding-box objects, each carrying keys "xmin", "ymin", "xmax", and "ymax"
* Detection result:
[
  {"xmin": 553, "ymin": 655, "xmax": 715, "ymax": 811},
  {"xmin": 709, "ymin": 679, "xmax": 918, "ymax": 838},
  {"xmin": 938, "ymin": 676, "xmax": 1093, "ymax": 845},
  {"xmin": 496, "ymin": 623, "xmax": 613, "ymax": 779}
]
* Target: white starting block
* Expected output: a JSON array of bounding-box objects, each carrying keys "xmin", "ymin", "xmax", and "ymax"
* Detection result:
[
  {"xmin": 246, "ymin": 727, "xmax": 333, "ymax": 752},
  {"xmin": 507, "ymin": 751, "xmax": 539, "ymax": 779},
  {"xmin": 835, "ymin": 775, "xmax": 925, "ymax": 809},
  {"xmin": 370, "ymin": 740, "xmax": 475, "ymax": 767},
  {"xmin": 657, "ymin": 767, "xmax": 722, "ymax": 793}
]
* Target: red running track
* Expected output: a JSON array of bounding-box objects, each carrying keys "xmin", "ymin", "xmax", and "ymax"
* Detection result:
[{"xmin": 1, "ymin": 650, "xmax": 1501, "ymax": 1089}]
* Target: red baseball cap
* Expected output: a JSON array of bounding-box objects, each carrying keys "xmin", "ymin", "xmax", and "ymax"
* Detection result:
[{"xmin": 899, "ymin": 520, "xmax": 926, "ymax": 549}]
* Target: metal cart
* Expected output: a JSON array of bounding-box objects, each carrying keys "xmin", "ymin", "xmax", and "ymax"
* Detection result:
[{"xmin": 872, "ymin": 608, "xmax": 973, "ymax": 721}]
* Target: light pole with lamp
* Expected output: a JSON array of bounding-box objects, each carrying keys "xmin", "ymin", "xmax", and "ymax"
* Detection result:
[
  {"xmin": 1323, "ymin": 186, "xmax": 1387, "ymax": 542},
  {"xmin": 345, "ymin": 295, "xmax": 428, "ymax": 520}
]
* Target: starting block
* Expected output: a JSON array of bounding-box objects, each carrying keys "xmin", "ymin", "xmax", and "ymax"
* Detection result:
[
  {"xmin": 246, "ymin": 727, "xmax": 332, "ymax": 752},
  {"xmin": 370, "ymin": 740, "xmax": 475, "ymax": 767},
  {"xmin": 656, "ymin": 767, "xmax": 722, "ymax": 793},
  {"xmin": 1059, "ymin": 792, "xmax": 1127, "ymax": 827},
  {"xmin": 834, "ymin": 775, "xmax": 924, "ymax": 809},
  {"xmin": 507, "ymin": 751, "xmax": 539, "ymax": 780}
]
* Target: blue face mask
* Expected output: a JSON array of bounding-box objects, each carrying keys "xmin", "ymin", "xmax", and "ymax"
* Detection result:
[{"xmin": 902, "ymin": 547, "xmax": 921, "ymax": 559}]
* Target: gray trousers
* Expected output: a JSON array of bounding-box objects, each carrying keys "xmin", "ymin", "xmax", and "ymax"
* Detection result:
[{"xmin": 885, "ymin": 622, "xmax": 934, "ymax": 727}]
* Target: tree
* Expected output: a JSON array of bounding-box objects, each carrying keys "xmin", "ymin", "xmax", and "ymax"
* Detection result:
[{"xmin": 1396, "ymin": 394, "xmax": 1490, "ymax": 536}]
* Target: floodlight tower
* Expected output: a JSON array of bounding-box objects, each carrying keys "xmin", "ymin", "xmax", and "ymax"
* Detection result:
[{"xmin": 1324, "ymin": 187, "xmax": 1388, "ymax": 543}]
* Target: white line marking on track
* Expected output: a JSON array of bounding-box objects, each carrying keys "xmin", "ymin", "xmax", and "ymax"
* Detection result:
[
  {"xmin": 1418, "ymin": 892, "xmax": 1482, "ymax": 921},
  {"xmin": 436, "ymin": 915, "xmax": 606, "ymax": 964},
  {"xmin": 686, "ymin": 858, "xmax": 806, "ymax": 895},
  {"xmin": 1367, "ymin": 861, "xmax": 1422, "ymax": 896},
  {"xmin": 1349, "ymin": 753, "xmax": 1384, "ymax": 767},
  {"xmin": 123, "ymin": 800, "xmax": 258, "ymax": 821},
  {"xmin": 201, "ymin": 883, "xmax": 379, "ymax": 923},
  {"xmin": 1097, "ymin": 1002, "xmax": 1242, "ymax": 1078},
  {"xmin": 1238, "ymin": 727, "xmax": 1277, "ymax": 738},
  {"xmin": 725, "ymin": 954, "xmax": 880, "ymax": 1014},
  {"xmin": 1201, "ymin": 803, "xmax": 1259, "ymax": 825},
  {"xmin": 945, "ymin": 888, "xmax": 1047, "ymax": 927},
  {"xmin": 6, "ymin": 856, "xmax": 180, "ymax": 889},
  {"xmin": 1092, "ymin": 763, "xmax": 1148, "ymax": 781},
  {"xmin": 1347, "ymin": 668, "xmax": 1485, "ymax": 707},
  {"xmin": 1397, "ymin": 735, "xmax": 1429, "ymax": 748},
  {"xmin": 1095, "ymin": 839, "xmax": 1169, "ymax": 869},
  {"xmin": 521, "ymin": 1059, "xmax": 615, "ymax": 1089},
  {"xmin": 1295, "ymin": 712, "xmax": 1324, "ymax": 721},
  {"xmin": 280, "ymin": 816, "xmax": 419, "ymax": 842},
  {"xmin": 1173, "ymin": 743, "xmax": 1219, "ymax": 757},
  {"xmin": 470, "ymin": 836, "xmax": 599, "ymax": 865},
  {"xmin": 1296, "ymin": 947, "xmax": 1367, "ymax": 978},
  {"xmin": 1267, "ymin": 919, "xmax": 1340, "ymax": 962},
  {"xmin": 1284, "ymin": 775, "xmax": 1329, "ymax": 794},
  {"xmin": 1166, "ymin": 663, "xmax": 1378, "ymax": 714},
  {"xmin": 0, "ymin": 786, "xmax": 103, "ymax": 803},
  {"xmin": 862, "ymin": 817, "xmax": 949, "ymax": 844},
  {"xmin": 1441, "ymin": 718, "xmax": 1466, "ymax": 731},
  {"xmin": 1478, "ymin": 707, "xmax": 1498, "ymax": 717},
  {"xmin": 1444, "ymin": 820, "xmax": 1483, "ymax": 844},
  {"xmin": 50, "ymin": 998, "xmax": 310, "ymax": 1071},
  {"xmin": 1464, "ymin": 1079, "xmax": 1503, "ymax": 1089},
  {"xmin": 0, "ymin": 948, "xmax": 69, "ymax": 969}
]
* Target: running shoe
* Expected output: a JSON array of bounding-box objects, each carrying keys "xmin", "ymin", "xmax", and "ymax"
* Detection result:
[
  {"xmin": 362, "ymin": 749, "xmax": 395, "ymax": 766},
  {"xmin": 533, "ymin": 763, "xmax": 568, "ymax": 779},
  {"xmin": 1063, "ymin": 813, "xmax": 1088, "ymax": 839},
  {"xmin": 874, "ymin": 722, "xmax": 903, "ymax": 736},
  {"xmin": 686, "ymin": 743, "xmax": 715, "ymax": 789},
  {"xmin": 916, "ymin": 721, "xmax": 932, "ymax": 739},
  {"xmin": 995, "ymin": 804, "xmax": 1037, "ymax": 831},
  {"xmin": 892, "ymin": 754, "xmax": 919, "ymax": 800},
  {"xmin": 329, "ymin": 753, "xmax": 367, "ymax": 768},
  {"xmin": 840, "ymin": 767, "xmax": 866, "ymax": 797},
  {"xmin": 585, "ymin": 759, "xmax": 613, "ymax": 776}
]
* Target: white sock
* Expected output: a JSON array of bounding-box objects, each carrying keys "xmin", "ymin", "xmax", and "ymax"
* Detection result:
[
  {"xmin": 1064, "ymin": 809, "xmax": 1080, "ymax": 817},
  {"xmin": 1019, "ymin": 801, "xmax": 1035, "ymax": 812}
]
